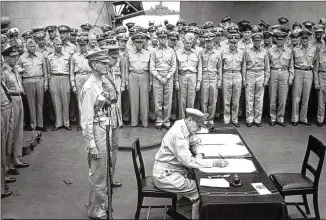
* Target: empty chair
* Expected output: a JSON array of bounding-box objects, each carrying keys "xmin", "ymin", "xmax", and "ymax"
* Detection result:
[
  {"xmin": 131, "ymin": 138, "xmax": 177, "ymax": 220},
  {"xmin": 269, "ymin": 135, "xmax": 326, "ymax": 220}
]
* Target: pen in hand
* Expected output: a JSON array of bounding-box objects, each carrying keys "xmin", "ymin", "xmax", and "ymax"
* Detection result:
[{"xmin": 218, "ymin": 153, "xmax": 229, "ymax": 166}]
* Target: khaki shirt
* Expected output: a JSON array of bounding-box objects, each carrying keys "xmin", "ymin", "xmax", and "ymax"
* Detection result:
[
  {"xmin": 268, "ymin": 45, "xmax": 294, "ymax": 80},
  {"xmin": 17, "ymin": 52, "xmax": 48, "ymax": 86},
  {"xmin": 200, "ymin": 48, "xmax": 222, "ymax": 83},
  {"xmin": 150, "ymin": 45, "xmax": 177, "ymax": 81},
  {"xmin": 292, "ymin": 45, "xmax": 317, "ymax": 69},
  {"xmin": 176, "ymin": 48, "xmax": 202, "ymax": 83},
  {"xmin": 127, "ymin": 48, "xmax": 150, "ymax": 74},
  {"xmin": 62, "ymin": 42, "xmax": 77, "ymax": 55},
  {"xmin": 1, "ymin": 81, "xmax": 11, "ymax": 106},
  {"xmin": 238, "ymin": 38, "xmax": 253, "ymax": 52},
  {"xmin": 111, "ymin": 56, "xmax": 126, "ymax": 89},
  {"xmin": 313, "ymin": 45, "xmax": 326, "ymax": 86},
  {"xmin": 2, "ymin": 63, "xmax": 24, "ymax": 93},
  {"xmin": 154, "ymin": 119, "xmax": 213, "ymax": 169},
  {"xmin": 119, "ymin": 50, "xmax": 129, "ymax": 87},
  {"xmin": 47, "ymin": 52, "xmax": 71, "ymax": 80},
  {"xmin": 244, "ymin": 47, "xmax": 270, "ymax": 83},
  {"xmin": 70, "ymin": 51, "xmax": 92, "ymax": 88},
  {"xmin": 36, "ymin": 46, "xmax": 53, "ymax": 58},
  {"xmin": 221, "ymin": 47, "xmax": 245, "ymax": 75}
]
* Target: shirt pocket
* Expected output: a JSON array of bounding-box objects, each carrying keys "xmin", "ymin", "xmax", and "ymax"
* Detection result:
[
  {"xmin": 177, "ymin": 55, "xmax": 188, "ymax": 69},
  {"xmin": 282, "ymin": 53, "xmax": 291, "ymax": 65}
]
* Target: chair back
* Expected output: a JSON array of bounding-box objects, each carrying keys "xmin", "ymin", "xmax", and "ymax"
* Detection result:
[
  {"xmin": 301, "ymin": 135, "xmax": 326, "ymax": 188},
  {"xmin": 131, "ymin": 138, "xmax": 146, "ymax": 192}
]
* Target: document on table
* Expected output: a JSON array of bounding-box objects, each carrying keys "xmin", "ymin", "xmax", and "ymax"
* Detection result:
[
  {"xmin": 196, "ymin": 134, "xmax": 243, "ymax": 145},
  {"xmin": 200, "ymin": 178, "xmax": 230, "ymax": 188},
  {"xmin": 199, "ymin": 159, "xmax": 257, "ymax": 173},
  {"xmin": 197, "ymin": 144, "xmax": 251, "ymax": 158},
  {"xmin": 197, "ymin": 127, "xmax": 209, "ymax": 133},
  {"xmin": 251, "ymin": 183, "xmax": 272, "ymax": 195}
]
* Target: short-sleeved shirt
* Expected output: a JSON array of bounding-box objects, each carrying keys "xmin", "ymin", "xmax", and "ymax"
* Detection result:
[
  {"xmin": 47, "ymin": 52, "xmax": 71, "ymax": 75},
  {"xmin": 128, "ymin": 48, "xmax": 150, "ymax": 74}
]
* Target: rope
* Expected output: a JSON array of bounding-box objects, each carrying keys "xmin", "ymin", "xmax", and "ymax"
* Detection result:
[{"xmin": 94, "ymin": 2, "xmax": 106, "ymax": 27}]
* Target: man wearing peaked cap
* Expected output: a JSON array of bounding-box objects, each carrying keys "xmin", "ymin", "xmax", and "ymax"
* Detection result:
[
  {"xmin": 31, "ymin": 27, "xmax": 45, "ymax": 34},
  {"xmin": 80, "ymin": 22, "xmax": 92, "ymax": 32},
  {"xmin": 69, "ymin": 28, "xmax": 78, "ymax": 45},
  {"xmin": 153, "ymin": 107, "xmax": 228, "ymax": 219},
  {"xmin": 289, "ymin": 29, "xmax": 301, "ymax": 51},
  {"xmin": 167, "ymin": 31, "xmax": 179, "ymax": 49},
  {"xmin": 101, "ymin": 24, "xmax": 112, "ymax": 33},
  {"xmin": 202, "ymin": 21, "xmax": 214, "ymax": 30},
  {"xmin": 200, "ymin": 32, "xmax": 222, "ymax": 130},
  {"xmin": 259, "ymin": 20, "xmax": 270, "ymax": 32},
  {"xmin": 79, "ymin": 49, "xmax": 114, "ymax": 220},
  {"xmin": 292, "ymin": 21, "xmax": 302, "ymax": 30},
  {"xmin": 267, "ymin": 30, "xmax": 294, "ymax": 127},
  {"xmin": 88, "ymin": 32, "xmax": 100, "ymax": 53},
  {"xmin": 128, "ymin": 32, "xmax": 151, "ymax": 127},
  {"xmin": 45, "ymin": 25, "xmax": 58, "ymax": 48},
  {"xmin": 150, "ymin": 27, "xmax": 176, "ymax": 130},
  {"xmin": 176, "ymin": 19, "xmax": 186, "ymax": 27},
  {"xmin": 244, "ymin": 32, "xmax": 270, "ymax": 127},
  {"xmin": 18, "ymin": 38, "xmax": 48, "ymax": 132},
  {"xmin": 291, "ymin": 29, "xmax": 315, "ymax": 126},
  {"xmin": 238, "ymin": 24, "xmax": 253, "ymax": 52},
  {"xmin": 58, "ymin": 25, "xmax": 77, "ymax": 55},
  {"xmin": 227, "ymin": 25, "xmax": 239, "ymax": 33},
  {"xmin": 2, "ymin": 44, "xmax": 30, "ymax": 171},
  {"xmin": 221, "ymin": 15, "xmax": 232, "ymax": 29},
  {"xmin": 34, "ymin": 29, "xmax": 53, "ymax": 58},
  {"xmin": 149, "ymin": 21, "xmax": 155, "ymax": 26},
  {"xmin": 115, "ymin": 26, "xmax": 127, "ymax": 34},
  {"xmin": 22, "ymin": 30, "xmax": 34, "ymax": 41},
  {"xmin": 313, "ymin": 24, "xmax": 324, "ymax": 52},
  {"xmin": 303, "ymin": 21, "xmax": 315, "ymax": 31},
  {"xmin": 125, "ymin": 22, "xmax": 135, "ymax": 30},
  {"xmin": 188, "ymin": 22, "xmax": 197, "ymax": 27},
  {"xmin": 210, "ymin": 27, "xmax": 223, "ymax": 49},
  {"xmin": 220, "ymin": 32, "xmax": 244, "ymax": 127},
  {"xmin": 278, "ymin": 17, "xmax": 289, "ymax": 25},
  {"xmin": 251, "ymin": 25, "xmax": 262, "ymax": 34},
  {"xmin": 96, "ymin": 33, "xmax": 105, "ymax": 48},
  {"xmin": 263, "ymin": 31, "xmax": 273, "ymax": 49}
]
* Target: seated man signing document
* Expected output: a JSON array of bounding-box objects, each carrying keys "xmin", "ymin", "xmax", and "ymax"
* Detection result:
[{"xmin": 153, "ymin": 108, "xmax": 228, "ymax": 220}]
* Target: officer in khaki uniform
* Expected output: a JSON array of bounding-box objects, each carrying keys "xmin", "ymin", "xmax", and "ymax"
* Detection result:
[
  {"xmin": 200, "ymin": 32, "xmax": 222, "ymax": 129},
  {"xmin": 70, "ymin": 35, "xmax": 92, "ymax": 130},
  {"xmin": 291, "ymin": 30, "xmax": 316, "ymax": 126},
  {"xmin": 34, "ymin": 30, "xmax": 54, "ymax": 58},
  {"xmin": 69, "ymin": 28, "xmax": 78, "ymax": 45},
  {"xmin": 47, "ymin": 37, "xmax": 72, "ymax": 131},
  {"xmin": 221, "ymin": 32, "xmax": 245, "ymax": 127},
  {"xmin": 127, "ymin": 33, "xmax": 151, "ymax": 127},
  {"xmin": 18, "ymin": 39, "xmax": 48, "ymax": 131},
  {"xmin": 268, "ymin": 31, "xmax": 294, "ymax": 127},
  {"xmin": 2, "ymin": 45, "xmax": 30, "ymax": 170},
  {"xmin": 243, "ymin": 33, "xmax": 270, "ymax": 127},
  {"xmin": 80, "ymin": 23, "xmax": 92, "ymax": 33},
  {"xmin": 150, "ymin": 28, "xmax": 177, "ymax": 130},
  {"xmin": 58, "ymin": 25, "xmax": 77, "ymax": 55},
  {"xmin": 176, "ymin": 33, "xmax": 202, "ymax": 119},
  {"xmin": 45, "ymin": 25, "xmax": 58, "ymax": 48}
]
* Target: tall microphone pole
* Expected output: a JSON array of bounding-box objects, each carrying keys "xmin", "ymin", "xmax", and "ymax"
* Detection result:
[{"xmin": 105, "ymin": 106, "xmax": 113, "ymax": 220}]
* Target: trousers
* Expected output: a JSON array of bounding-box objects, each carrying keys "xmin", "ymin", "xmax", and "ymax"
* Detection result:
[
  {"xmin": 317, "ymin": 71, "xmax": 326, "ymax": 123},
  {"xmin": 11, "ymin": 96, "xmax": 24, "ymax": 166},
  {"xmin": 201, "ymin": 73, "xmax": 218, "ymax": 125},
  {"xmin": 178, "ymin": 74, "xmax": 197, "ymax": 119},
  {"xmin": 1, "ymin": 104, "xmax": 14, "ymax": 172}
]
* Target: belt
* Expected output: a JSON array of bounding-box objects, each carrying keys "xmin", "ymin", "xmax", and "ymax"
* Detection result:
[
  {"xmin": 202, "ymin": 71, "xmax": 217, "ymax": 75},
  {"xmin": 319, "ymin": 69, "xmax": 326, "ymax": 73},
  {"xmin": 271, "ymin": 68, "xmax": 288, "ymax": 71},
  {"xmin": 223, "ymin": 70, "xmax": 241, "ymax": 73},
  {"xmin": 295, "ymin": 67, "xmax": 312, "ymax": 71},
  {"xmin": 9, "ymin": 92, "xmax": 23, "ymax": 96},
  {"xmin": 52, "ymin": 73, "xmax": 69, "ymax": 76},
  {"xmin": 130, "ymin": 70, "xmax": 148, "ymax": 74},
  {"xmin": 23, "ymin": 75, "xmax": 43, "ymax": 79},
  {"xmin": 247, "ymin": 69, "xmax": 264, "ymax": 72},
  {"xmin": 178, "ymin": 70, "xmax": 196, "ymax": 75}
]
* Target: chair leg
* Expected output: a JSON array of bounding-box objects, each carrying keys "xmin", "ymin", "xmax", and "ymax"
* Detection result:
[
  {"xmin": 313, "ymin": 191, "xmax": 320, "ymax": 220},
  {"xmin": 135, "ymin": 195, "xmax": 144, "ymax": 220},
  {"xmin": 302, "ymin": 194, "xmax": 310, "ymax": 214},
  {"xmin": 171, "ymin": 196, "xmax": 177, "ymax": 220}
]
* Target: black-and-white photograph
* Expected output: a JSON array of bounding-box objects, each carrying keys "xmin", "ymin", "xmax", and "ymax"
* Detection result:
[{"xmin": 1, "ymin": 1, "xmax": 326, "ymax": 219}]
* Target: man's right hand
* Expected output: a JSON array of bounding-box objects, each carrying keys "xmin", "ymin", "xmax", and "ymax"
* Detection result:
[
  {"xmin": 213, "ymin": 159, "xmax": 228, "ymax": 168},
  {"xmin": 89, "ymin": 147, "xmax": 99, "ymax": 160}
]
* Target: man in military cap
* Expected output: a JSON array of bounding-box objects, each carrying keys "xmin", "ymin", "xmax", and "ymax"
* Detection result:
[
  {"xmin": 126, "ymin": 26, "xmax": 140, "ymax": 51},
  {"xmin": 313, "ymin": 24, "xmax": 325, "ymax": 53},
  {"xmin": 149, "ymin": 21, "xmax": 155, "ymax": 26},
  {"xmin": 150, "ymin": 28, "xmax": 177, "ymax": 130},
  {"xmin": 34, "ymin": 31, "xmax": 53, "ymax": 58},
  {"xmin": 263, "ymin": 31, "xmax": 273, "ymax": 50},
  {"xmin": 199, "ymin": 32, "xmax": 222, "ymax": 130},
  {"xmin": 58, "ymin": 25, "xmax": 77, "ymax": 55},
  {"xmin": 127, "ymin": 33, "xmax": 151, "ymax": 127},
  {"xmin": 7, "ymin": 28, "xmax": 19, "ymax": 45},
  {"xmin": 291, "ymin": 30, "xmax": 316, "ymax": 126},
  {"xmin": 188, "ymin": 22, "xmax": 197, "ymax": 27},
  {"xmin": 243, "ymin": 33, "xmax": 270, "ymax": 127},
  {"xmin": 80, "ymin": 22, "xmax": 92, "ymax": 32},
  {"xmin": 88, "ymin": 32, "xmax": 100, "ymax": 53},
  {"xmin": 303, "ymin": 21, "xmax": 315, "ymax": 31},
  {"xmin": 21, "ymin": 30, "xmax": 34, "ymax": 44},
  {"xmin": 69, "ymin": 28, "xmax": 78, "ymax": 45},
  {"xmin": 202, "ymin": 21, "xmax": 214, "ymax": 31},
  {"xmin": 125, "ymin": 22, "xmax": 135, "ymax": 31},
  {"xmin": 153, "ymin": 108, "xmax": 228, "ymax": 220},
  {"xmin": 148, "ymin": 25, "xmax": 157, "ymax": 38},
  {"xmin": 176, "ymin": 33, "xmax": 202, "ymax": 119},
  {"xmin": 47, "ymin": 37, "xmax": 72, "ymax": 131},
  {"xmin": 238, "ymin": 24, "xmax": 253, "ymax": 51},
  {"xmin": 278, "ymin": 17, "xmax": 289, "ymax": 25},
  {"xmin": 289, "ymin": 29, "xmax": 301, "ymax": 51},
  {"xmin": 115, "ymin": 26, "xmax": 127, "ymax": 35},
  {"xmin": 2, "ymin": 45, "xmax": 29, "ymax": 171},
  {"xmin": 80, "ymin": 49, "xmax": 114, "ymax": 219},
  {"xmin": 116, "ymin": 33, "xmax": 131, "ymax": 125},
  {"xmin": 267, "ymin": 31, "xmax": 294, "ymax": 127},
  {"xmin": 292, "ymin": 22, "xmax": 302, "ymax": 30},
  {"xmin": 17, "ymin": 39, "xmax": 48, "ymax": 132},
  {"xmin": 176, "ymin": 19, "xmax": 186, "ymax": 29},
  {"xmin": 221, "ymin": 32, "xmax": 245, "ymax": 127},
  {"xmin": 251, "ymin": 25, "xmax": 263, "ymax": 34},
  {"xmin": 166, "ymin": 23, "xmax": 175, "ymax": 32},
  {"xmin": 314, "ymin": 34, "xmax": 326, "ymax": 127},
  {"xmin": 259, "ymin": 20, "xmax": 270, "ymax": 32},
  {"xmin": 70, "ymin": 35, "xmax": 92, "ymax": 131},
  {"xmin": 221, "ymin": 15, "xmax": 232, "ymax": 28},
  {"xmin": 15, "ymin": 39, "xmax": 25, "ymax": 56},
  {"xmin": 96, "ymin": 33, "xmax": 105, "ymax": 48},
  {"xmin": 101, "ymin": 24, "xmax": 112, "ymax": 33},
  {"xmin": 45, "ymin": 25, "xmax": 58, "ymax": 48},
  {"xmin": 271, "ymin": 24, "xmax": 281, "ymax": 45}
]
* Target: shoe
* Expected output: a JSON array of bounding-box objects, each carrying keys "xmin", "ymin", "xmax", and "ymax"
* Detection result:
[
  {"xmin": 156, "ymin": 125, "xmax": 163, "ymax": 130},
  {"xmin": 299, "ymin": 121, "xmax": 311, "ymax": 126},
  {"xmin": 77, "ymin": 126, "xmax": 82, "ymax": 131},
  {"xmin": 149, "ymin": 118, "xmax": 156, "ymax": 123},
  {"xmin": 246, "ymin": 122, "xmax": 253, "ymax": 127},
  {"xmin": 317, "ymin": 122, "xmax": 323, "ymax": 127},
  {"xmin": 292, "ymin": 122, "xmax": 298, "ymax": 126},
  {"xmin": 255, "ymin": 122, "xmax": 262, "ymax": 127},
  {"xmin": 5, "ymin": 177, "xmax": 16, "ymax": 184},
  {"xmin": 5, "ymin": 185, "xmax": 9, "ymax": 190},
  {"xmin": 163, "ymin": 125, "xmax": 171, "ymax": 130},
  {"xmin": 123, "ymin": 120, "xmax": 130, "ymax": 125},
  {"xmin": 1, "ymin": 191, "xmax": 12, "ymax": 199},
  {"xmin": 269, "ymin": 121, "xmax": 276, "ymax": 126},
  {"xmin": 166, "ymin": 208, "xmax": 189, "ymax": 220},
  {"xmin": 142, "ymin": 125, "xmax": 148, "ymax": 128},
  {"xmin": 232, "ymin": 122, "xmax": 240, "ymax": 127},
  {"xmin": 52, "ymin": 126, "xmax": 60, "ymax": 131},
  {"xmin": 64, "ymin": 126, "xmax": 72, "ymax": 131},
  {"xmin": 24, "ymin": 125, "xmax": 33, "ymax": 131},
  {"xmin": 37, "ymin": 126, "xmax": 47, "ymax": 132},
  {"xmin": 277, "ymin": 121, "xmax": 286, "ymax": 127},
  {"xmin": 8, "ymin": 169, "xmax": 19, "ymax": 175},
  {"xmin": 16, "ymin": 163, "xmax": 29, "ymax": 168},
  {"xmin": 112, "ymin": 181, "xmax": 122, "ymax": 188}
]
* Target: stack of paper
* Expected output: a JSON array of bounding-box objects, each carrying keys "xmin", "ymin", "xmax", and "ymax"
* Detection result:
[
  {"xmin": 196, "ymin": 134, "xmax": 243, "ymax": 145},
  {"xmin": 200, "ymin": 178, "xmax": 230, "ymax": 188},
  {"xmin": 199, "ymin": 159, "xmax": 257, "ymax": 173},
  {"xmin": 251, "ymin": 183, "xmax": 272, "ymax": 195},
  {"xmin": 197, "ymin": 144, "xmax": 251, "ymax": 158}
]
